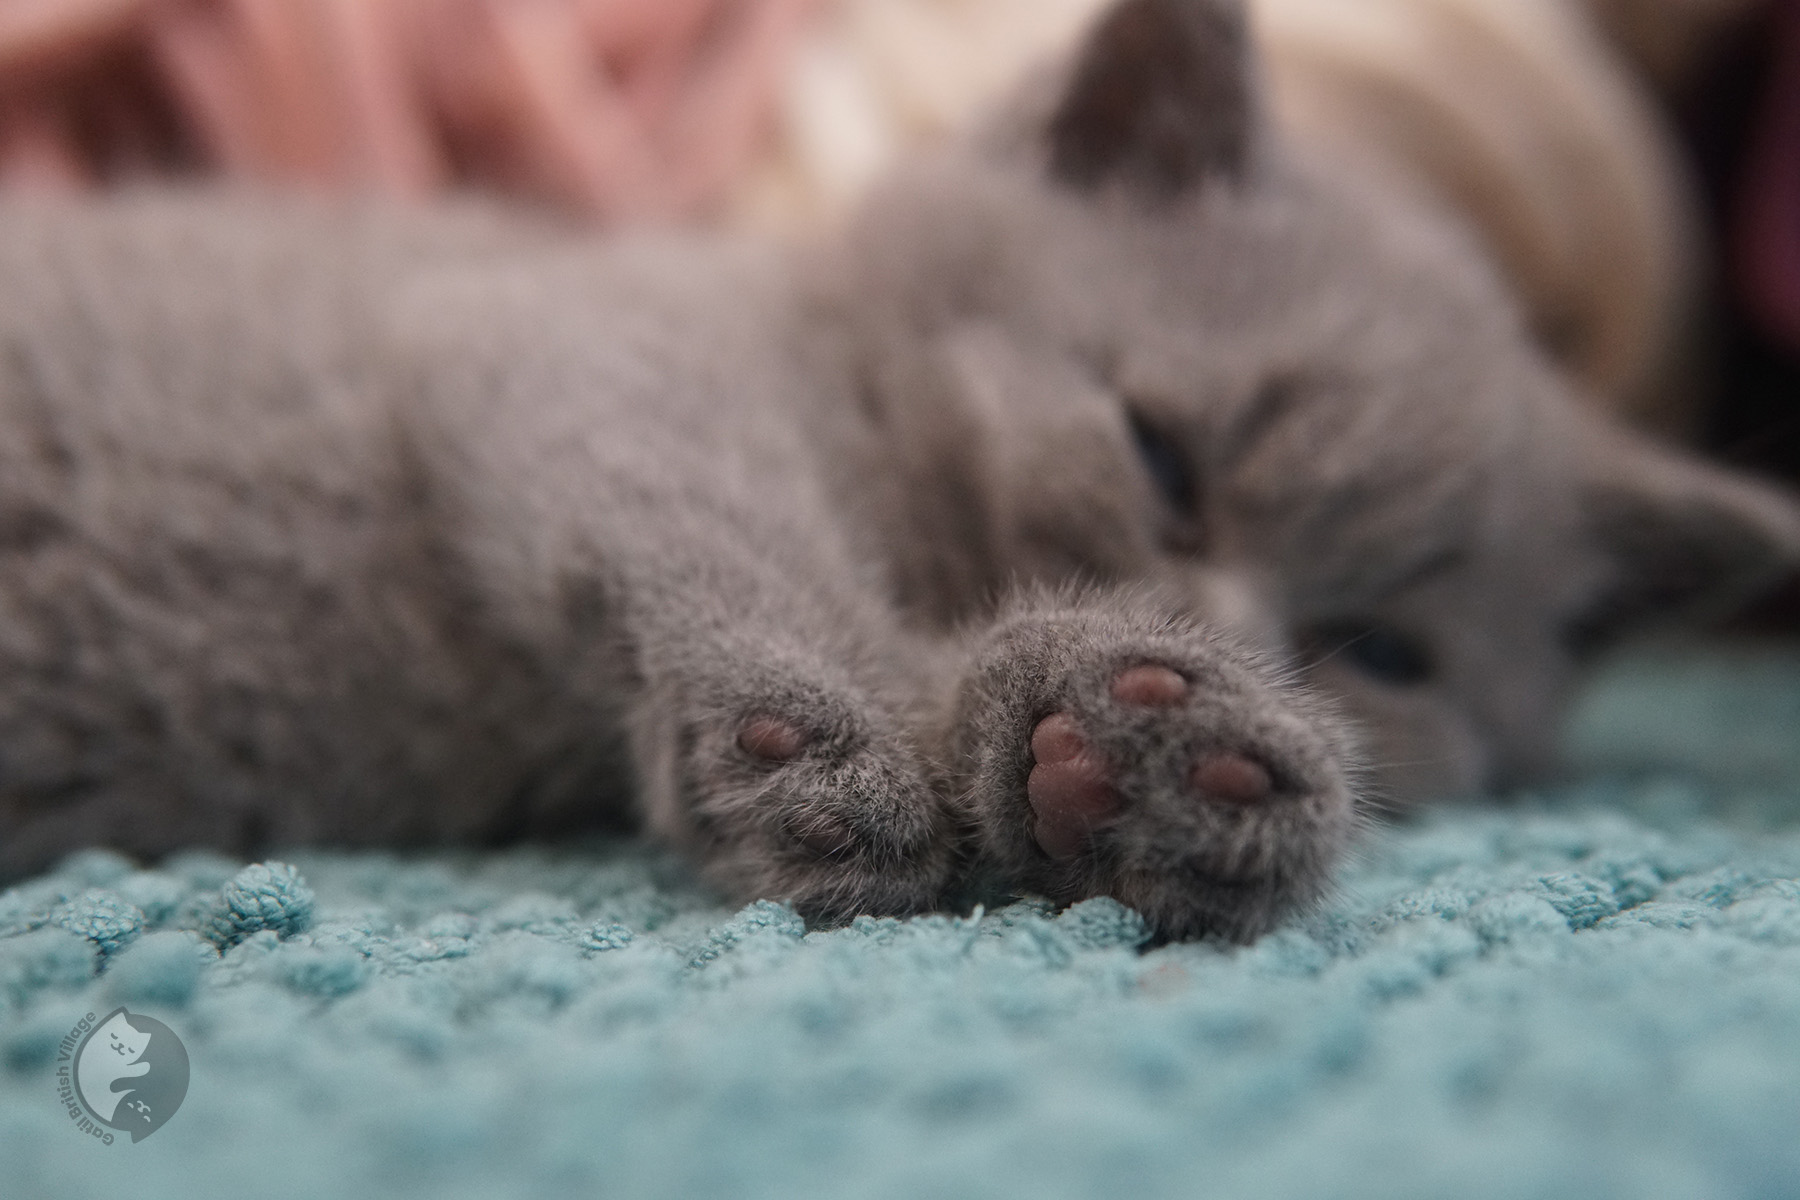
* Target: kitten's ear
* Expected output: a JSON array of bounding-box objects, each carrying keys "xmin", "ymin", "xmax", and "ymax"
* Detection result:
[
  {"xmin": 1574, "ymin": 425, "xmax": 1800, "ymax": 645},
  {"xmin": 1047, "ymin": 0, "xmax": 1255, "ymax": 198}
]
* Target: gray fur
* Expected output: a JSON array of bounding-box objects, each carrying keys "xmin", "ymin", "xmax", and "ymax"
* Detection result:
[{"xmin": 2, "ymin": 0, "xmax": 1796, "ymax": 939}]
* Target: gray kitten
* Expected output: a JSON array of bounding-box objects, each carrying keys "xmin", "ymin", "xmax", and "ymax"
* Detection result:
[{"xmin": 1, "ymin": 0, "xmax": 1796, "ymax": 941}]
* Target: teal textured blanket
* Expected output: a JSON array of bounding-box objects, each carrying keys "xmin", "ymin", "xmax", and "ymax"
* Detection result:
[{"xmin": 3, "ymin": 644, "xmax": 1799, "ymax": 1200}]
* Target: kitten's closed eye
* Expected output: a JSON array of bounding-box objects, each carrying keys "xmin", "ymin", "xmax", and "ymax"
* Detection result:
[
  {"xmin": 1301, "ymin": 619, "xmax": 1435, "ymax": 686},
  {"xmin": 1127, "ymin": 408, "xmax": 1207, "ymax": 554},
  {"xmin": 1127, "ymin": 409, "xmax": 1197, "ymax": 512}
]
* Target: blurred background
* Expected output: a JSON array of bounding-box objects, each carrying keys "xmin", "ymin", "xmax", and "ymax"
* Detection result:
[{"xmin": 1, "ymin": 0, "xmax": 1796, "ymax": 562}]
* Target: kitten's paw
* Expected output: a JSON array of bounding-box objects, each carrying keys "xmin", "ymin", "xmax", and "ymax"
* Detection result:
[
  {"xmin": 676, "ymin": 690, "xmax": 953, "ymax": 924},
  {"xmin": 953, "ymin": 605, "xmax": 1361, "ymax": 942}
]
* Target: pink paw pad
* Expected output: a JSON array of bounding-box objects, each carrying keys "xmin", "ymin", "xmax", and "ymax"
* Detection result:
[
  {"xmin": 1109, "ymin": 664, "xmax": 1190, "ymax": 707},
  {"xmin": 737, "ymin": 716, "xmax": 810, "ymax": 762},
  {"xmin": 1191, "ymin": 753, "xmax": 1274, "ymax": 805},
  {"xmin": 1027, "ymin": 713, "xmax": 1121, "ymax": 859}
]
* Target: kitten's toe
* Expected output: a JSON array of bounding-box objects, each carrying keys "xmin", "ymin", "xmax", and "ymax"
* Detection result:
[
  {"xmin": 955, "ymin": 608, "xmax": 1363, "ymax": 942},
  {"xmin": 1026, "ymin": 713, "xmax": 1121, "ymax": 858},
  {"xmin": 683, "ymin": 702, "xmax": 953, "ymax": 924},
  {"xmin": 1109, "ymin": 664, "xmax": 1190, "ymax": 707},
  {"xmin": 1191, "ymin": 750, "xmax": 1274, "ymax": 805},
  {"xmin": 779, "ymin": 806, "xmax": 860, "ymax": 859},
  {"xmin": 737, "ymin": 715, "xmax": 811, "ymax": 762}
]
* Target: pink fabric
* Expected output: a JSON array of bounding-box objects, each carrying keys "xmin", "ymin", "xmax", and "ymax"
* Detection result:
[
  {"xmin": 1735, "ymin": 0, "xmax": 1800, "ymax": 352},
  {"xmin": 0, "ymin": 0, "xmax": 815, "ymax": 220}
]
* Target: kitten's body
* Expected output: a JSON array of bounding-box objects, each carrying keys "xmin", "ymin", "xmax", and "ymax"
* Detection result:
[{"xmin": 2, "ymin": 0, "xmax": 1796, "ymax": 939}]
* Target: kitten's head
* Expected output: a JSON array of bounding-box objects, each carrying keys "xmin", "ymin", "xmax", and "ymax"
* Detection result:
[{"xmin": 846, "ymin": 0, "xmax": 1800, "ymax": 801}]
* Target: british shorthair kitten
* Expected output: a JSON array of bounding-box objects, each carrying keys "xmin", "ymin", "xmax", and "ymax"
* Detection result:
[{"xmin": 2, "ymin": 0, "xmax": 1796, "ymax": 940}]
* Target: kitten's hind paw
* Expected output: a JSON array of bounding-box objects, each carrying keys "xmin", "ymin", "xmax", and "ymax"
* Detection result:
[{"xmin": 951, "ymin": 601, "xmax": 1362, "ymax": 942}]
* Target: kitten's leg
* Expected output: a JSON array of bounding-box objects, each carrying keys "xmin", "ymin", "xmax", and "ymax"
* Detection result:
[
  {"xmin": 449, "ymin": 456, "xmax": 959, "ymax": 924},
  {"xmin": 944, "ymin": 590, "xmax": 1361, "ymax": 942},
  {"xmin": 616, "ymin": 565, "xmax": 957, "ymax": 923},
  {"xmin": 401, "ymin": 336, "xmax": 960, "ymax": 923}
]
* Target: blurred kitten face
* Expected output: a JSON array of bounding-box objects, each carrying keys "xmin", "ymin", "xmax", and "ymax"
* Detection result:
[
  {"xmin": 845, "ymin": 0, "xmax": 1796, "ymax": 802},
  {"xmin": 1073, "ymin": 177, "xmax": 1608, "ymax": 800},
  {"xmin": 861, "ymin": 160, "xmax": 1610, "ymax": 799}
]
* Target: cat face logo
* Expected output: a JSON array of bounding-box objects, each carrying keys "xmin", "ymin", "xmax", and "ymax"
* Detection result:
[{"xmin": 62, "ymin": 1007, "xmax": 190, "ymax": 1144}]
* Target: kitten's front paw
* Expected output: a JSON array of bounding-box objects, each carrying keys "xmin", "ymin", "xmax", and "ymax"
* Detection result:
[
  {"xmin": 953, "ymin": 604, "xmax": 1361, "ymax": 942},
  {"xmin": 675, "ymin": 687, "xmax": 953, "ymax": 925}
]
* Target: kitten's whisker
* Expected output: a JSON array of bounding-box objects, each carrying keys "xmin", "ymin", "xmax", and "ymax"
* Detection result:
[
  {"xmin": 1301, "ymin": 629, "xmax": 1376, "ymax": 671},
  {"xmin": 1361, "ymin": 756, "xmax": 1455, "ymax": 771}
]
